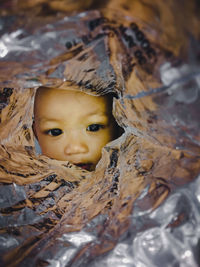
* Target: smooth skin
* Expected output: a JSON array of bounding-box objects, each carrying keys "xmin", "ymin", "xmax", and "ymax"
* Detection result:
[{"xmin": 33, "ymin": 87, "xmax": 117, "ymax": 171}]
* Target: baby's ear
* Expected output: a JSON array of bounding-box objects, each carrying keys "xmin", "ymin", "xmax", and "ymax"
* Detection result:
[{"xmin": 32, "ymin": 120, "xmax": 38, "ymax": 139}]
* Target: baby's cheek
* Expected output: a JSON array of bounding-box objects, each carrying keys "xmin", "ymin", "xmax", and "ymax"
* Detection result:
[
  {"xmin": 94, "ymin": 134, "xmax": 109, "ymax": 153},
  {"xmin": 40, "ymin": 142, "xmax": 52, "ymax": 156},
  {"xmin": 88, "ymin": 138, "xmax": 102, "ymax": 157},
  {"xmin": 40, "ymin": 138, "xmax": 58, "ymax": 157},
  {"xmin": 102, "ymin": 128, "xmax": 114, "ymax": 143}
]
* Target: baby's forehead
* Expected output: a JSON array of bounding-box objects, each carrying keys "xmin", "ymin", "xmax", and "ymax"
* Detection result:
[
  {"xmin": 35, "ymin": 87, "xmax": 111, "ymax": 103},
  {"xmin": 34, "ymin": 87, "xmax": 113, "ymax": 117}
]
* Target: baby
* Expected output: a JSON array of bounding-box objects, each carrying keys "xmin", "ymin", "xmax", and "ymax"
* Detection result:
[{"xmin": 33, "ymin": 87, "xmax": 120, "ymax": 171}]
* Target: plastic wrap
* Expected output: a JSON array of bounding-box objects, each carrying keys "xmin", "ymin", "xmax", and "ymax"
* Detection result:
[{"xmin": 0, "ymin": 1, "xmax": 200, "ymax": 266}]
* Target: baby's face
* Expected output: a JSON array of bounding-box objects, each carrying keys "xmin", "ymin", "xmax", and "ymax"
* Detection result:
[{"xmin": 34, "ymin": 88, "xmax": 116, "ymax": 171}]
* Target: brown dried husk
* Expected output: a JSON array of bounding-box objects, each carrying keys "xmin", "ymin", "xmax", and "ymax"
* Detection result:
[{"xmin": 0, "ymin": 0, "xmax": 200, "ymax": 266}]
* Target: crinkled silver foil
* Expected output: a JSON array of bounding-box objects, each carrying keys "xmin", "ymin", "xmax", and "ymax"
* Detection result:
[
  {"xmin": 0, "ymin": 3, "xmax": 200, "ymax": 267},
  {"xmin": 89, "ymin": 174, "xmax": 200, "ymax": 267}
]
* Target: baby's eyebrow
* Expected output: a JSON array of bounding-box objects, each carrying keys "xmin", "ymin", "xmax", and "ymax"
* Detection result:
[
  {"xmin": 39, "ymin": 118, "xmax": 61, "ymax": 123},
  {"xmin": 85, "ymin": 111, "xmax": 107, "ymax": 117}
]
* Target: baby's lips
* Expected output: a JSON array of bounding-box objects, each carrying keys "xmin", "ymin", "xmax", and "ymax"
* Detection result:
[{"xmin": 74, "ymin": 163, "xmax": 93, "ymax": 171}]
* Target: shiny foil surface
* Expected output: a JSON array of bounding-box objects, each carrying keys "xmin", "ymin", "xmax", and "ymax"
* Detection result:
[{"xmin": 0, "ymin": 1, "xmax": 200, "ymax": 266}]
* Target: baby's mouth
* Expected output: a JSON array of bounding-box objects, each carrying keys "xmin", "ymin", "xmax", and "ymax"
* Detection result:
[{"xmin": 74, "ymin": 163, "xmax": 93, "ymax": 171}]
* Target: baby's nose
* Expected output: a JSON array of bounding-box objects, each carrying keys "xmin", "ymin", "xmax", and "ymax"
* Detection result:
[{"xmin": 64, "ymin": 137, "xmax": 88, "ymax": 155}]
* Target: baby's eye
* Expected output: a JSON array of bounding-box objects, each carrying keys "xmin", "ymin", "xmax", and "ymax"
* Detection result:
[
  {"xmin": 45, "ymin": 128, "xmax": 63, "ymax": 136},
  {"xmin": 86, "ymin": 124, "xmax": 104, "ymax": 132}
]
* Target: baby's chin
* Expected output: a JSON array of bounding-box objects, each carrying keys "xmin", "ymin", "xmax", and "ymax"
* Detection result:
[{"xmin": 42, "ymin": 153, "xmax": 96, "ymax": 171}]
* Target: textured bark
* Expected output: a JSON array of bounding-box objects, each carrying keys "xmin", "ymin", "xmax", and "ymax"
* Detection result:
[{"xmin": 0, "ymin": 1, "xmax": 199, "ymax": 266}]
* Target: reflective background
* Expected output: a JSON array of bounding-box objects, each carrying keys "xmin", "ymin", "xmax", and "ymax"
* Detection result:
[{"xmin": 0, "ymin": 1, "xmax": 200, "ymax": 266}]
